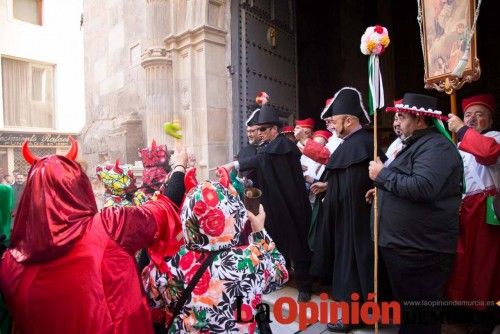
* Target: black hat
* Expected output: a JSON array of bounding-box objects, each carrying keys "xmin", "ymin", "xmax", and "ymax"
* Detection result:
[
  {"xmin": 320, "ymin": 87, "xmax": 371, "ymax": 124},
  {"xmin": 245, "ymin": 108, "xmax": 261, "ymax": 126},
  {"xmin": 386, "ymin": 93, "xmax": 446, "ymax": 120},
  {"xmin": 255, "ymin": 104, "xmax": 282, "ymax": 127}
]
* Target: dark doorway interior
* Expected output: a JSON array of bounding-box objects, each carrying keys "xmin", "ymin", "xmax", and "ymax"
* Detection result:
[{"xmin": 296, "ymin": 0, "xmax": 500, "ymax": 146}]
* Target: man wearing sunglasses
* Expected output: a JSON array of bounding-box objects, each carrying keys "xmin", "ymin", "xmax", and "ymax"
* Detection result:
[
  {"xmin": 235, "ymin": 108, "xmax": 263, "ymax": 188},
  {"xmin": 220, "ymin": 104, "xmax": 314, "ymax": 302}
]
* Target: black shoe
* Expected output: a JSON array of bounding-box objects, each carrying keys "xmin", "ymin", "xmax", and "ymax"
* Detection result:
[
  {"xmin": 326, "ymin": 319, "xmax": 352, "ymax": 333},
  {"xmin": 297, "ymin": 291, "xmax": 311, "ymax": 302}
]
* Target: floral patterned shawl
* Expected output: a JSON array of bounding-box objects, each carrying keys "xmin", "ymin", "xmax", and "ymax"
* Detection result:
[{"xmin": 143, "ymin": 181, "xmax": 288, "ymax": 333}]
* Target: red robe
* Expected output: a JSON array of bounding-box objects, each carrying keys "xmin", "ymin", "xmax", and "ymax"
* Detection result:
[
  {"xmin": 0, "ymin": 156, "xmax": 182, "ymax": 333},
  {"xmin": 446, "ymin": 128, "xmax": 500, "ymax": 310},
  {"xmin": 0, "ymin": 196, "xmax": 181, "ymax": 334}
]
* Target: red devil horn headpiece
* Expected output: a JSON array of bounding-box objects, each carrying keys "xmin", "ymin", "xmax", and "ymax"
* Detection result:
[
  {"xmin": 22, "ymin": 136, "xmax": 78, "ymax": 165},
  {"xmin": 65, "ymin": 136, "xmax": 78, "ymax": 161},
  {"xmin": 113, "ymin": 159, "xmax": 123, "ymax": 173},
  {"xmin": 22, "ymin": 140, "xmax": 39, "ymax": 165},
  {"xmin": 151, "ymin": 139, "xmax": 157, "ymax": 150}
]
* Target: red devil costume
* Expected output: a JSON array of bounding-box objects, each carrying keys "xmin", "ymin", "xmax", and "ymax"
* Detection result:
[{"xmin": 0, "ymin": 138, "xmax": 182, "ymax": 334}]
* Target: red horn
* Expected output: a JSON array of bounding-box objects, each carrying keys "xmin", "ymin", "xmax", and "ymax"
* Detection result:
[
  {"xmin": 65, "ymin": 136, "xmax": 78, "ymax": 161},
  {"xmin": 113, "ymin": 159, "xmax": 123, "ymax": 174},
  {"xmin": 22, "ymin": 140, "xmax": 39, "ymax": 165},
  {"xmin": 151, "ymin": 139, "xmax": 156, "ymax": 150}
]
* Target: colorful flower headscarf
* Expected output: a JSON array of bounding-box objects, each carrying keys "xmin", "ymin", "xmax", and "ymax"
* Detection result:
[
  {"xmin": 96, "ymin": 161, "xmax": 139, "ymax": 207},
  {"xmin": 181, "ymin": 181, "xmax": 246, "ymax": 252}
]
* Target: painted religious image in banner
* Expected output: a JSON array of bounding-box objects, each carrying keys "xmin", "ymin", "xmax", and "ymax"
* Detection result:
[{"xmin": 422, "ymin": 0, "xmax": 476, "ymax": 80}]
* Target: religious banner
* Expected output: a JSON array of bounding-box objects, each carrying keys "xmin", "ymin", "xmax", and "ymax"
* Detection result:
[{"xmin": 418, "ymin": 0, "xmax": 481, "ymax": 93}]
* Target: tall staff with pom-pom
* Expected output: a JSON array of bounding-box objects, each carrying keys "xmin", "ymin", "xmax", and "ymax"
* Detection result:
[{"xmin": 360, "ymin": 24, "xmax": 390, "ymax": 334}]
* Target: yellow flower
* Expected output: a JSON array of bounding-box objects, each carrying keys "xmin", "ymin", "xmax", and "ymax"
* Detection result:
[
  {"xmin": 380, "ymin": 35, "xmax": 390, "ymax": 47},
  {"xmin": 367, "ymin": 40, "xmax": 376, "ymax": 52}
]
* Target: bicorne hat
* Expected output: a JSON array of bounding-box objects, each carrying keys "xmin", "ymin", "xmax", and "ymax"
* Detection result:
[
  {"xmin": 255, "ymin": 104, "xmax": 282, "ymax": 127},
  {"xmin": 320, "ymin": 87, "xmax": 371, "ymax": 124},
  {"xmin": 245, "ymin": 108, "xmax": 261, "ymax": 126}
]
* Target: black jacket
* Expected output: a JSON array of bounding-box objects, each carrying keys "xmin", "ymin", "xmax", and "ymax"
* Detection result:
[
  {"xmin": 374, "ymin": 128, "xmax": 463, "ymax": 254},
  {"xmin": 238, "ymin": 134, "xmax": 312, "ymax": 262},
  {"xmin": 310, "ymin": 129, "xmax": 385, "ymax": 302}
]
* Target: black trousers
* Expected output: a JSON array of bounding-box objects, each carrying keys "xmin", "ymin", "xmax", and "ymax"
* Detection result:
[
  {"xmin": 380, "ymin": 246, "xmax": 454, "ymax": 334},
  {"xmin": 291, "ymin": 259, "xmax": 313, "ymax": 293}
]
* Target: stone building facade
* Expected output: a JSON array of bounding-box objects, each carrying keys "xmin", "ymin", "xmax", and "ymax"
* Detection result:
[{"xmin": 81, "ymin": 0, "xmax": 231, "ymax": 178}]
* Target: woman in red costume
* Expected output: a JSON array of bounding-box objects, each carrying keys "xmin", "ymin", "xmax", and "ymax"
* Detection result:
[{"xmin": 0, "ymin": 138, "xmax": 185, "ymax": 334}]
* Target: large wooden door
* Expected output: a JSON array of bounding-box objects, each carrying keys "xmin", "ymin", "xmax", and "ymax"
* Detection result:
[{"xmin": 231, "ymin": 0, "xmax": 297, "ymax": 150}]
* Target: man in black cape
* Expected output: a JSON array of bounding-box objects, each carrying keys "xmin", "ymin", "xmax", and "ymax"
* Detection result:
[
  {"xmin": 221, "ymin": 104, "xmax": 313, "ymax": 302},
  {"xmin": 309, "ymin": 87, "xmax": 384, "ymax": 332}
]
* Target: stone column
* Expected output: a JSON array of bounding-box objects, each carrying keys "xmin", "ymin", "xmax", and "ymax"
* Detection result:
[
  {"xmin": 164, "ymin": 0, "xmax": 229, "ymax": 178},
  {"xmin": 141, "ymin": 0, "xmax": 174, "ymax": 148}
]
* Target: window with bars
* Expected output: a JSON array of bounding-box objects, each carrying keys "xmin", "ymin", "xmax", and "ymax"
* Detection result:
[
  {"xmin": 1, "ymin": 57, "xmax": 54, "ymax": 128},
  {"xmin": 13, "ymin": 0, "xmax": 43, "ymax": 25},
  {"xmin": 13, "ymin": 147, "xmax": 55, "ymax": 175}
]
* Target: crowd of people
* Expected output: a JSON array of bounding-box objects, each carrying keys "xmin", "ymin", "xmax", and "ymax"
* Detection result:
[{"xmin": 0, "ymin": 87, "xmax": 498, "ymax": 334}]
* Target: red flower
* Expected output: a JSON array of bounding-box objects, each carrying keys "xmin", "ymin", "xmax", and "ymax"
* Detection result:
[
  {"xmin": 179, "ymin": 251, "xmax": 198, "ymax": 271},
  {"xmin": 374, "ymin": 25, "xmax": 383, "ymax": 34},
  {"xmin": 202, "ymin": 187, "xmax": 219, "ymax": 207},
  {"xmin": 199, "ymin": 208, "xmax": 225, "ymax": 237},
  {"xmin": 184, "ymin": 264, "xmax": 211, "ymax": 295},
  {"xmin": 251, "ymin": 294, "xmax": 262, "ymax": 309},
  {"xmin": 193, "ymin": 200, "xmax": 208, "ymax": 216},
  {"xmin": 193, "ymin": 269, "xmax": 211, "ymax": 295},
  {"xmin": 263, "ymin": 269, "xmax": 271, "ymax": 280}
]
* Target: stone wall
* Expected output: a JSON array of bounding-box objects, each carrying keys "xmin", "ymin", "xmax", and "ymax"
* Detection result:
[
  {"xmin": 142, "ymin": 0, "xmax": 231, "ymax": 178},
  {"xmin": 81, "ymin": 0, "xmax": 146, "ymax": 172}
]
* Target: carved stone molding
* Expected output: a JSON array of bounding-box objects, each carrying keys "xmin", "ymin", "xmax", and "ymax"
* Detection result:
[
  {"xmin": 143, "ymin": 47, "xmax": 168, "ymax": 58},
  {"xmin": 164, "ymin": 25, "xmax": 227, "ymax": 51},
  {"xmin": 141, "ymin": 48, "xmax": 172, "ymax": 68}
]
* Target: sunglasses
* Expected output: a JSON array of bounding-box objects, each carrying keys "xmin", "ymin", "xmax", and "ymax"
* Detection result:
[{"xmin": 257, "ymin": 126, "xmax": 272, "ymax": 132}]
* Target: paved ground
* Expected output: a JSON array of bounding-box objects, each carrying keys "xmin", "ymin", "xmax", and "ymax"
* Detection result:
[
  {"xmin": 263, "ymin": 286, "xmax": 399, "ymax": 334},
  {"xmin": 263, "ymin": 283, "xmax": 500, "ymax": 334}
]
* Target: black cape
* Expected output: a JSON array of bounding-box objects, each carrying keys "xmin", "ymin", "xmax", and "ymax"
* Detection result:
[
  {"xmin": 239, "ymin": 134, "xmax": 312, "ymax": 262},
  {"xmin": 310, "ymin": 129, "xmax": 384, "ymax": 302}
]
